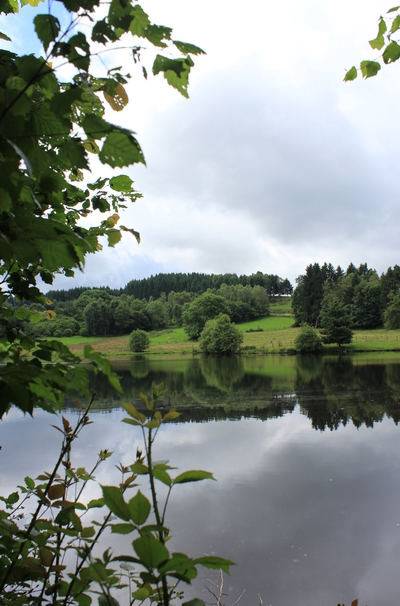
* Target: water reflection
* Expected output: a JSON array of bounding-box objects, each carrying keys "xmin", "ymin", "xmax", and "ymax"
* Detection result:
[
  {"xmin": 72, "ymin": 355, "xmax": 400, "ymax": 430},
  {"xmin": 3, "ymin": 354, "xmax": 400, "ymax": 605}
]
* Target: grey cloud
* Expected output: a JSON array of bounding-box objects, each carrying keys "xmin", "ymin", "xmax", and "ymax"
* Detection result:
[{"xmin": 136, "ymin": 66, "xmax": 399, "ymax": 251}]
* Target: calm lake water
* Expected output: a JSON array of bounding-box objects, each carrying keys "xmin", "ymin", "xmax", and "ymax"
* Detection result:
[{"xmin": 3, "ymin": 353, "xmax": 400, "ymax": 605}]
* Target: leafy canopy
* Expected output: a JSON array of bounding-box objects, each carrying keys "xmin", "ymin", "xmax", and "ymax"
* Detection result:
[
  {"xmin": 344, "ymin": 5, "xmax": 400, "ymax": 81},
  {"xmin": 0, "ymin": 0, "xmax": 204, "ymax": 416}
]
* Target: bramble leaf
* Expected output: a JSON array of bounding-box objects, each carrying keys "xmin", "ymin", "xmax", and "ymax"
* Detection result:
[
  {"xmin": 133, "ymin": 536, "xmax": 169, "ymax": 569},
  {"xmin": 193, "ymin": 556, "xmax": 235, "ymax": 573},
  {"xmin": 128, "ymin": 491, "xmax": 151, "ymax": 525},
  {"xmin": 101, "ymin": 486, "xmax": 130, "ymax": 521},
  {"xmin": 173, "ymin": 470, "xmax": 214, "ymax": 484}
]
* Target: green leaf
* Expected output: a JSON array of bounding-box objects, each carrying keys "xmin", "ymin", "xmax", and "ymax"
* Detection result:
[
  {"xmin": 163, "ymin": 410, "xmax": 180, "ymax": 422},
  {"xmin": 391, "ymin": 14, "xmax": 400, "ymax": 32},
  {"xmin": 133, "ymin": 536, "xmax": 169, "ymax": 569},
  {"xmin": 0, "ymin": 188, "xmax": 12, "ymax": 212},
  {"xmin": 81, "ymin": 526, "xmax": 95, "ymax": 538},
  {"xmin": 88, "ymin": 498, "xmax": 105, "ymax": 508},
  {"xmin": 111, "ymin": 523, "xmax": 137, "ymax": 534},
  {"xmin": 100, "ymin": 131, "xmax": 145, "ymax": 168},
  {"xmin": 0, "ymin": 31, "xmax": 11, "ymax": 41},
  {"xmin": 24, "ymin": 476, "xmax": 35, "ymax": 490},
  {"xmin": 383, "ymin": 40, "xmax": 400, "ymax": 63},
  {"xmin": 369, "ymin": 35, "xmax": 385, "ymax": 50},
  {"xmin": 121, "ymin": 402, "xmax": 146, "ymax": 423},
  {"xmin": 131, "ymin": 588, "xmax": 150, "ymax": 600},
  {"xmin": 34, "ymin": 14, "xmax": 60, "ymax": 51},
  {"xmin": 152, "ymin": 55, "xmax": 193, "ymax": 98},
  {"xmin": 107, "ymin": 229, "xmax": 122, "ymax": 247},
  {"xmin": 173, "ymin": 470, "xmax": 215, "ymax": 485},
  {"xmin": 152, "ymin": 466, "xmax": 171, "ymax": 487},
  {"xmin": 173, "ymin": 40, "xmax": 206, "ymax": 55},
  {"xmin": 101, "ymin": 486, "xmax": 130, "ymax": 521},
  {"xmin": 360, "ymin": 60, "xmax": 381, "ymax": 78},
  {"xmin": 128, "ymin": 490, "xmax": 151, "ymax": 525},
  {"xmin": 109, "ymin": 175, "xmax": 133, "ymax": 192},
  {"xmin": 122, "ymin": 418, "xmax": 141, "ymax": 426},
  {"xmin": 58, "ymin": 139, "xmax": 89, "ymax": 170},
  {"xmin": 378, "ymin": 17, "xmax": 388, "ymax": 36},
  {"xmin": 130, "ymin": 462, "xmax": 149, "ymax": 475},
  {"xmin": 343, "ymin": 66, "xmax": 357, "ymax": 82},
  {"xmin": 98, "ymin": 596, "xmax": 119, "ymax": 606},
  {"xmin": 182, "ymin": 600, "xmax": 206, "ymax": 606},
  {"xmin": 120, "ymin": 225, "xmax": 140, "ymax": 244},
  {"xmin": 144, "ymin": 420, "xmax": 160, "ymax": 429},
  {"xmin": 193, "ymin": 556, "xmax": 235, "ymax": 573},
  {"xmin": 158, "ymin": 552, "xmax": 196, "ymax": 576},
  {"xmin": 388, "ymin": 6, "xmax": 400, "ymax": 13},
  {"xmin": 82, "ymin": 114, "xmax": 112, "ymax": 139}
]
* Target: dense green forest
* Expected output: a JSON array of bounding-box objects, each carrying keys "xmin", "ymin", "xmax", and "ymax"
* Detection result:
[
  {"xmin": 292, "ymin": 262, "xmax": 400, "ymax": 331},
  {"xmin": 46, "ymin": 271, "xmax": 293, "ymax": 301},
  {"xmin": 23, "ymin": 277, "xmax": 275, "ymax": 339}
]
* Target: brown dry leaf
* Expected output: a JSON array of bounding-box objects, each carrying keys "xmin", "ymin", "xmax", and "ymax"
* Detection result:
[{"xmin": 104, "ymin": 83, "xmax": 129, "ymax": 112}]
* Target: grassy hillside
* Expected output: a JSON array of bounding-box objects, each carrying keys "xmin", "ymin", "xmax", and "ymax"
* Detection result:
[{"xmin": 57, "ymin": 298, "xmax": 400, "ymax": 358}]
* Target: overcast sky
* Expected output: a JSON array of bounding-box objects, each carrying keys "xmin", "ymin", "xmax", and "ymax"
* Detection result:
[{"xmin": 5, "ymin": 0, "xmax": 400, "ymax": 289}]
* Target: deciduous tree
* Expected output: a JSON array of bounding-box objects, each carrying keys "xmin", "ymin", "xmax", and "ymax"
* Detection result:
[{"xmin": 0, "ymin": 0, "xmax": 204, "ymax": 416}]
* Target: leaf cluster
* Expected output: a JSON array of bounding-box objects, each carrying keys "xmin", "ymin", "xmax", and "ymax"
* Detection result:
[{"xmin": 344, "ymin": 6, "xmax": 400, "ymax": 80}]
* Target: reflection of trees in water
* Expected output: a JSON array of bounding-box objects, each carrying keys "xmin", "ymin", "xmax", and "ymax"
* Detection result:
[
  {"xmin": 199, "ymin": 356, "xmax": 245, "ymax": 392},
  {"xmin": 64, "ymin": 356, "xmax": 400, "ymax": 430},
  {"xmin": 295, "ymin": 356, "xmax": 399, "ymax": 430}
]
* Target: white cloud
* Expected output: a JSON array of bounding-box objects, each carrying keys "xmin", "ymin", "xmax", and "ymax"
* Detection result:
[{"xmin": 33, "ymin": 0, "xmax": 400, "ymax": 291}]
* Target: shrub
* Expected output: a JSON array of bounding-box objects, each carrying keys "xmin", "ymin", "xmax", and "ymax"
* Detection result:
[
  {"xmin": 129, "ymin": 329, "xmax": 150, "ymax": 352},
  {"xmin": 295, "ymin": 324, "xmax": 323, "ymax": 353},
  {"xmin": 199, "ymin": 314, "xmax": 243, "ymax": 355}
]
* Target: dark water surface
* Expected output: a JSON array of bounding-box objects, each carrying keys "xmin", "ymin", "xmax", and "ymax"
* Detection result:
[{"xmin": 3, "ymin": 354, "xmax": 400, "ymax": 605}]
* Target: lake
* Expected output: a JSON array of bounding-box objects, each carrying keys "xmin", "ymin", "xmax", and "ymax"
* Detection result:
[{"xmin": 2, "ymin": 353, "xmax": 400, "ymax": 605}]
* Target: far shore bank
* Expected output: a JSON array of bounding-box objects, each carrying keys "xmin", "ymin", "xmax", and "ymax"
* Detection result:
[{"xmin": 56, "ymin": 324, "xmax": 400, "ymax": 361}]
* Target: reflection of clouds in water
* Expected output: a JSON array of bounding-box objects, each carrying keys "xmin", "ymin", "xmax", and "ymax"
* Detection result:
[{"xmin": 3, "ymin": 358, "xmax": 400, "ymax": 605}]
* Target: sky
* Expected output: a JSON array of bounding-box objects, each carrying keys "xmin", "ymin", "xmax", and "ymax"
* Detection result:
[{"xmin": 4, "ymin": 0, "xmax": 400, "ymax": 290}]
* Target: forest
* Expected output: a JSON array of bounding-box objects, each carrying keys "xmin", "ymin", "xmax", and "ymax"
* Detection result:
[
  {"xmin": 292, "ymin": 262, "xmax": 400, "ymax": 330},
  {"xmin": 17, "ymin": 272, "xmax": 291, "ymax": 339}
]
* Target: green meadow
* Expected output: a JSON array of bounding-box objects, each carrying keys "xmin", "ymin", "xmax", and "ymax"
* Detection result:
[{"xmin": 56, "ymin": 300, "xmax": 400, "ymax": 359}]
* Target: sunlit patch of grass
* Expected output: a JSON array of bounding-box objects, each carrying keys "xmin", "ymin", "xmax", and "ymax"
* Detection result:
[{"xmin": 239, "ymin": 316, "xmax": 294, "ymax": 332}]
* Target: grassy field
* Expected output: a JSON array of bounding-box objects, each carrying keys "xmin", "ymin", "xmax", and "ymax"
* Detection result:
[
  {"xmin": 56, "ymin": 305, "xmax": 400, "ymax": 358},
  {"xmin": 269, "ymin": 298, "xmax": 292, "ymax": 315}
]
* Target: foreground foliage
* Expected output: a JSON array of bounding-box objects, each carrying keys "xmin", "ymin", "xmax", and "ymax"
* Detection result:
[
  {"xmin": 0, "ymin": 383, "xmax": 233, "ymax": 605},
  {"xmin": 0, "ymin": 0, "xmax": 205, "ymax": 417},
  {"xmin": 344, "ymin": 5, "xmax": 400, "ymax": 81}
]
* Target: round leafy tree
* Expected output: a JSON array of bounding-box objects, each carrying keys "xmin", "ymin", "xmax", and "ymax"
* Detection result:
[
  {"xmin": 182, "ymin": 293, "xmax": 230, "ymax": 340},
  {"xmin": 199, "ymin": 313, "xmax": 243, "ymax": 355},
  {"xmin": 129, "ymin": 329, "xmax": 150, "ymax": 352},
  {"xmin": 294, "ymin": 324, "xmax": 323, "ymax": 353}
]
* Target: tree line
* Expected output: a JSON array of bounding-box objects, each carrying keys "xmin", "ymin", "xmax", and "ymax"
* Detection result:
[
  {"xmin": 23, "ymin": 282, "xmax": 272, "ymax": 339},
  {"xmin": 292, "ymin": 262, "xmax": 400, "ymax": 330},
  {"xmin": 46, "ymin": 271, "xmax": 293, "ymax": 302}
]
